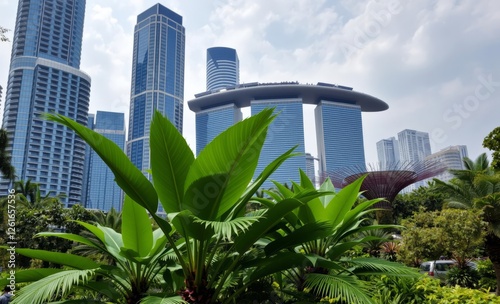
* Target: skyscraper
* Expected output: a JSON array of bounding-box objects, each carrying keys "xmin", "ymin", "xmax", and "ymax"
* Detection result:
[
  {"xmin": 252, "ymin": 99, "xmax": 306, "ymax": 188},
  {"xmin": 397, "ymin": 129, "xmax": 432, "ymax": 162},
  {"xmin": 1, "ymin": 0, "xmax": 90, "ymax": 206},
  {"xmin": 376, "ymin": 137, "xmax": 400, "ymax": 169},
  {"xmin": 206, "ymin": 47, "xmax": 239, "ymax": 91},
  {"xmin": 188, "ymin": 82, "xmax": 388, "ymax": 188},
  {"xmin": 195, "ymin": 104, "xmax": 242, "ymax": 155},
  {"xmin": 85, "ymin": 111, "xmax": 125, "ymax": 211},
  {"xmin": 195, "ymin": 47, "xmax": 241, "ymax": 154},
  {"xmin": 127, "ymin": 3, "xmax": 185, "ymax": 177},
  {"xmin": 316, "ymin": 101, "xmax": 366, "ymax": 176}
]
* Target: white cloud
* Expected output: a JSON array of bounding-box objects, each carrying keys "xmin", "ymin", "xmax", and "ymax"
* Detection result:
[{"xmin": 0, "ymin": 0, "xmax": 498, "ymax": 165}]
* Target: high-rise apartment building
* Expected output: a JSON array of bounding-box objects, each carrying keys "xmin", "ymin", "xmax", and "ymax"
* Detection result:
[
  {"xmin": 127, "ymin": 3, "xmax": 185, "ymax": 177},
  {"xmin": 85, "ymin": 111, "xmax": 125, "ymax": 211},
  {"xmin": 425, "ymin": 145, "xmax": 468, "ymax": 182},
  {"xmin": 206, "ymin": 47, "xmax": 239, "ymax": 91},
  {"xmin": 1, "ymin": 0, "xmax": 90, "ymax": 206},
  {"xmin": 252, "ymin": 99, "xmax": 306, "ymax": 188},
  {"xmin": 397, "ymin": 129, "xmax": 432, "ymax": 162},
  {"xmin": 376, "ymin": 137, "xmax": 400, "ymax": 169}
]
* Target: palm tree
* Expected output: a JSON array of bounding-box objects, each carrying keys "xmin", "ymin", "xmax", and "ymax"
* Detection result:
[
  {"xmin": 434, "ymin": 153, "xmax": 500, "ymax": 295},
  {"xmin": 0, "ymin": 129, "xmax": 15, "ymax": 180},
  {"xmin": 13, "ymin": 179, "xmax": 66, "ymax": 209}
]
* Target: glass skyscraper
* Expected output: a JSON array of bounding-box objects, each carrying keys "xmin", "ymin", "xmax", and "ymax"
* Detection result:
[
  {"xmin": 127, "ymin": 3, "xmax": 185, "ymax": 178},
  {"xmin": 85, "ymin": 111, "xmax": 125, "ymax": 211},
  {"xmin": 206, "ymin": 47, "xmax": 239, "ymax": 91},
  {"xmin": 194, "ymin": 47, "xmax": 241, "ymax": 155},
  {"xmin": 1, "ymin": 0, "xmax": 90, "ymax": 206},
  {"xmin": 251, "ymin": 99, "xmax": 306, "ymax": 188},
  {"xmin": 316, "ymin": 101, "xmax": 365, "ymax": 176},
  {"xmin": 195, "ymin": 104, "xmax": 242, "ymax": 155}
]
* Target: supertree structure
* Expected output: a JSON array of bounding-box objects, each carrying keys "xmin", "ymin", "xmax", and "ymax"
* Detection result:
[{"xmin": 326, "ymin": 160, "xmax": 446, "ymax": 209}]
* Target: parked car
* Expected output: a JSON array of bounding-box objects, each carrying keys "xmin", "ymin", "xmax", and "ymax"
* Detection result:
[{"xmin": 420, "ymin": 260, "xmax": 478, "ymax": 282}]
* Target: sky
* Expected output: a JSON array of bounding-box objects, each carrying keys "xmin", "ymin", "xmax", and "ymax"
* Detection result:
[{"xmin": 0, "ymin": 0, "xmax": 499, "ymax": 166}]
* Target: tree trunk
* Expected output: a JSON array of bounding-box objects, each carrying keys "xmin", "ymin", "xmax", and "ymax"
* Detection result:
[{"xmin": 485, "ymin": 233, "xmax": 500, "ymax": 296}]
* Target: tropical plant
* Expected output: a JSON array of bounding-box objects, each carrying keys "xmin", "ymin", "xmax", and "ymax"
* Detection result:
[
  {"xmin": 398, "ymin": 208, "xmax": 485, "ymax": 267},
  {"xmin": 42, "ymin": 109, "xmax": 333, "ymax": 304},
  {"xmin": 9, "ymin": 179, "xmax": 66, "ymax": 209},
  {"xmin": 446, "ymin": 264, "xmax": 480, "ymax": 288},
  {"xmin": 483, "ymin": 126, "xmax": 500, "ymax": 171},
  {"xmin": 1, "ymin": 196, "xmax": 179, "ymax": 303},
  {"xmin": 255, "ymin": 171, "xmax": 418, "ymax": 303},
  {"xmin": 477, "ymin": 258, "xmax": 497, "ymax": 291},
  {"xmin": 434, "ymin": 153, "xmax": 500, "ymax": 295}
]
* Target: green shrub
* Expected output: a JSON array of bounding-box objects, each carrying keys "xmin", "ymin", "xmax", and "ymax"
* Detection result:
[
  {"xmin": 446, "ymin": 265, "xmax": 480, "ymax": 288},
  {"xmin": 372, "ymin": 275, "xmax": 427, "ymax": 304},
  {"xmin": 476, "ymin": 258, "xmax": 497, "ymax": 292},
  {"xmin": 414, "ymin": 277, "xmax": 500, "ymax": 304}
]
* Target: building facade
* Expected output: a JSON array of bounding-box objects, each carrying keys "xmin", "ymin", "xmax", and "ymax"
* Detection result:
[
  {"xmin": 252, "ymin": 99, "xmax": 306, "ymax": 188},
  {"xmin": 206, "ymin": 47, "xmax": 239, "ymax": 91},
  {"xmin": 376, "ymin": 137, "xmax": 400, "ymax": 169},
  {"xmin": 397, "ymin": 129, "xmax": 432, "ymax": 162},
  {"xmin": 316, "ymin": 101, "xmax": 366, "ymax": 176},
  {"xmin": 85, "ymin": 111, "xmax": 125, "ymax": 211},
  {"xmin": 1, "ymin": 0, "xmax": 90, "ymax": 206},
  {"xmin": 425, "ymin": 145, "xmax": 468, "ymax": 183},
  {"xmin": 188, "ymin": 82, "xmax": 388, "ymax": 188},
  {"xmin": 195, "ymin": 104, "xmax": 242, "ymax": 155},
  {"xmin": 127, "ymin": 3, "xmax": 185, "ymax": 178}
]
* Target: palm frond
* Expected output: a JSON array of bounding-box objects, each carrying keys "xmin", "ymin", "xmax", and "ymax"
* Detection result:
[
  {"xmin": 304, "ymin": 273, "xmax": 373, "ymax": 304},
  {"xmin": 194, "ymin": 216, "xmax": 261, "ymax": 240},
  {"xmin": 13, "ymin": 269, "xmax": 95, "ymax": 304},
  {"xmin": 345, "ymin": 257, "xmax": 418, "ymax": 276},
  {"xmin": 140, "ymin": 296, "xmax": 187, "ymax": 304}
]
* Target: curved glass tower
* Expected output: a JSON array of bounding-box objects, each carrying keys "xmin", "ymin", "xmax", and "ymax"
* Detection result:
[
  {"xmin": 127, "ymin": 3, "xmax": 185, "ymax": 178},
  {"xmin": 1, "ymin": 0, "xmax": 90, "ymax": 206},
  {"xmin": 206, "ymin": 47, "xmax": 239, "ymax": 91}
]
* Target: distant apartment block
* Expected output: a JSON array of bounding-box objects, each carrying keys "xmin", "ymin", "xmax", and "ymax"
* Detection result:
[
  {"xmin": 425, "ymin": 145, "xmax": 468, "ymax": 183},
  {"xmin": 376, "ymin": 137, "xmax": 400, "ymax": 169},
  {"xmin": 397, "ymin": 129, "xmax": 432, "ymax": 162}
]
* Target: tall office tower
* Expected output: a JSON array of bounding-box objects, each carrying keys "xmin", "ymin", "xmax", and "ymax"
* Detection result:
[
  {"xmin": 195, "ymin": 104, "xmax": 242, "ymax": 155},
  {"xmin": 1, "ymin": 0, "xmax": 90, "ymax": 206},
  {"xmin": 376, "ymin": 137, "xmax": 400, "ymax": 169},
  {"xmin": 206, "ymin": 47, "xmax": 239, "ymax": 91},
  {"xmin": 397, "ymin": 129, "xmax": 432, "ymax": 162},
  {"xmin": 425, "ymin": 145, "xmax": 468, "ymax": 182},
  {"xmin": 81, "ymin": 113, "xmax": 95, "ymax": 207},
  {"xmin": 316, "ymin": 101, "xmax": 365, "ymax": 177},
  {"xmin": 127, "ymin": 3, "xmax": 185, "ymax": 178},
  {"xmin": 251, "ymin": 99, "xmax": 306, "ymax": 188},
  {"xmin": 85, "ymin": 111, "xmax": 125, "ymax": 211}
]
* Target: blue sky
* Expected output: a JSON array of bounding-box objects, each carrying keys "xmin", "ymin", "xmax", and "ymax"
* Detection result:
[{"xmin": 1, "ymin": 0, "xmax": 499, "ymax": 165}]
